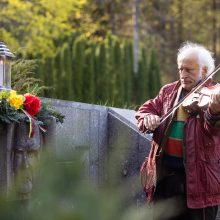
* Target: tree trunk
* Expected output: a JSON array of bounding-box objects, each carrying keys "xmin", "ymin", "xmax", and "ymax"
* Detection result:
[
  {"xmin": 133, "ymin": 0, "xmax": 141, "ymax": 74},
  {"xmin": 212, "ymin": 0, "xmax": 217, "ymax": 55},
  {"xmin": 177, "ymin": 0, "xmax": 183, "ymax": 45}
]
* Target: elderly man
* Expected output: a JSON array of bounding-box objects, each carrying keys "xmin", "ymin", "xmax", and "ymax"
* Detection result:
[{"xmin": 135, "ymin": 42, "xmax": 220, "ymax": 220}]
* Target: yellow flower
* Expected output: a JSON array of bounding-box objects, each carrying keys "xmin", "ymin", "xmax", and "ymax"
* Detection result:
[{"xmin": 8, "ymin": 90, "xmax": 24, "ymax": 109}]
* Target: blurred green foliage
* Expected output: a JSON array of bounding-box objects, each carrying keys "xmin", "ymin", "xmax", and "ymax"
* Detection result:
[
  {"xmin": 0, "ymin": 0, "xmax": 163, "ymax": 108},
  {"xmin": 1, "ymin": 0, "xmax": 219, "ymax": 88},
  {"xmin": 11, "ymin": 59, "xmax": 46, "ymax": 95},
  {"xmin": 0, "ymin": 0, "xmax": 89, "ymax": 58},
  {"xmin": 0, "ymin": 150, "xmax": 150, "ymax": 220}
]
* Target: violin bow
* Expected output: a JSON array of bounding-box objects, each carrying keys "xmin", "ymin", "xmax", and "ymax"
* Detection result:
[{"xmin": 160, "ymin": 64, "xmax": 220, "ymax": 124}]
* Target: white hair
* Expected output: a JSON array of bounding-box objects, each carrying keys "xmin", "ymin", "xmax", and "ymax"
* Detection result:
[{"xmin": 177, "ymin": 42, "xmax": 215, "ymax": 75}]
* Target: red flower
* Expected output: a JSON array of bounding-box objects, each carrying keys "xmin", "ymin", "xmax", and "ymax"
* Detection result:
[{"xmin": 23, "ymin": 93, "xmax": 41, "ymax": 116}]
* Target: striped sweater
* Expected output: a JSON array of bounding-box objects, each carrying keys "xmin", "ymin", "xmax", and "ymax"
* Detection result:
[{"xmin": 163, "ymin": 104, "xmax": 188, "ymax": 170}]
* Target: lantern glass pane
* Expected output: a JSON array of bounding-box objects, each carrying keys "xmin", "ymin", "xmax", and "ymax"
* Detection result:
[
  {"xmin": 4, "ymin": 59, "xmax": 11, "ymax": 89},
  {"xmin": 0, "ymin": 57, "xmax": 5, "ymax": 88}
]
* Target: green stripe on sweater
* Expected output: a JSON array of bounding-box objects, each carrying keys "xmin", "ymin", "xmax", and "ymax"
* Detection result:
[{"xmin": 169, "ymin": 121, "xmax": 185, "ymax": 139}]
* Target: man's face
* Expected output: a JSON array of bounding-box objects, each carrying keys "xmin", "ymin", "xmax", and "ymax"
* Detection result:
[{"xmin": 178, "ymin": 55, "xmax": 205, "ymax": 91}]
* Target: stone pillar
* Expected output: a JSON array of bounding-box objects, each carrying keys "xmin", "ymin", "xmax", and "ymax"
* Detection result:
[
  {"xmin": 0, "ymin": 122, "xmax": 15, "ymax": 197},
  {"xmin": 0, "ymin": 117, "xmax": 56, "ymax": 199}
]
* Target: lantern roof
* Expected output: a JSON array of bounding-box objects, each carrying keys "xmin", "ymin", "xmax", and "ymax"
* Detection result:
[{"xmin": 0, "ymin": 42, "xmax": 15, "ymax": 59}]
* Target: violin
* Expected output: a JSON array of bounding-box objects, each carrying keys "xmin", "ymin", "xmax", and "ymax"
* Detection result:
[
  {"xmin": 182, "ymin": 83, "xmax": 220, "ymax": 113},
  {"xmin": 160, "ymin": 64, "xmax": 220, "ymax": 124}
]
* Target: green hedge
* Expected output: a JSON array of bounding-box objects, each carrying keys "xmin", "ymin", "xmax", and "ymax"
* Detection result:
[{"xmin": 38, "ymin": 34, "xmax": 161, "ymax": 108}]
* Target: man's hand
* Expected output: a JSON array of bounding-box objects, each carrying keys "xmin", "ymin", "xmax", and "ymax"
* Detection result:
[
  {"xmin": 209, "ymin": 89, "xmax": 220, "ymax": 114},
  {"xmin": 144, "ymin": 114, "xmax": 160, "ymax": 131}
]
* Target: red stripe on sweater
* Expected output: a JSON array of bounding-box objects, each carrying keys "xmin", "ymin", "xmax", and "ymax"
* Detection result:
[{"xmin": 164, "ymin": 138, "xmax": 183, "ymax": 157}]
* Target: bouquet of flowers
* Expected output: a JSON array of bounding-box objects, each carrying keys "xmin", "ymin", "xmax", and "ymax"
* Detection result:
[{"xmin": 0, "ymin": 89, "xmax": 64, "ymax": 136}]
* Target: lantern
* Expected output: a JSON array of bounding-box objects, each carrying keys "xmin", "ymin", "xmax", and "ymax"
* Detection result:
[{"xmin": 0, "ymin": 42, "xmax": 15, "ymax": 90}]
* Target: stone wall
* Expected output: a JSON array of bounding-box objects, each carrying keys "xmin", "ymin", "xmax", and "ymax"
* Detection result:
[{"xmin": 43, "ymin": 98, "xmax": 151, "ymax": 204}]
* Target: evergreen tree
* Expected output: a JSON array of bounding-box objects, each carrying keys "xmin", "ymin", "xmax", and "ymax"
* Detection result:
[
  {"xmin": 63, "ymin": 44, "xmax": 73, "ymax": 100},
  {"xmin": 72, "ymin": 36, "xmax": 86, "ymax": 102},
  {"xmin": 44, "ymin": 58, "xmax": 54, "ymax": 98},
  {"xmin": 59, "ymin": 45, "xmax": 67, "ymax": 100},
  {"xmin": 123, "ymin": 41, "xmax": 133, "ymax": 105},
  {"xmin": 83, "ymin": 45, "xmax": 95, "ymax": 103},
  {"xmin": 148, "ymin": 49, "xmax": 161, "ymax": 98},
  {"xmin": 106, "ymin": 34, "xmax": 117, "ymax": 105},
  {"xmin": 37, "ymin": 60, "xmax": 46, "ymax": 94},
  {"xmin": 49, "ymin": 58, "xmax": 57, "ymax": 98},
  {"xmin": 95, "ymin": 43, "xmax": 108, "ymax": 103},
  {"xmin": 113, "ymin": 40, "xmax": 124, "ymax": 106},
  {"xmin": 139, "ymin": 48, "xmax": 150, "ymax": 103},
  {"xmin": 54, "ymin": 52, "xmax": 62, "ymax": 99}
]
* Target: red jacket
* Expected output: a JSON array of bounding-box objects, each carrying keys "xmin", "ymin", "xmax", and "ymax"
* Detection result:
[{"xmin": 135, "ymin": 80, "xmax": 220, "ymax": 208}]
